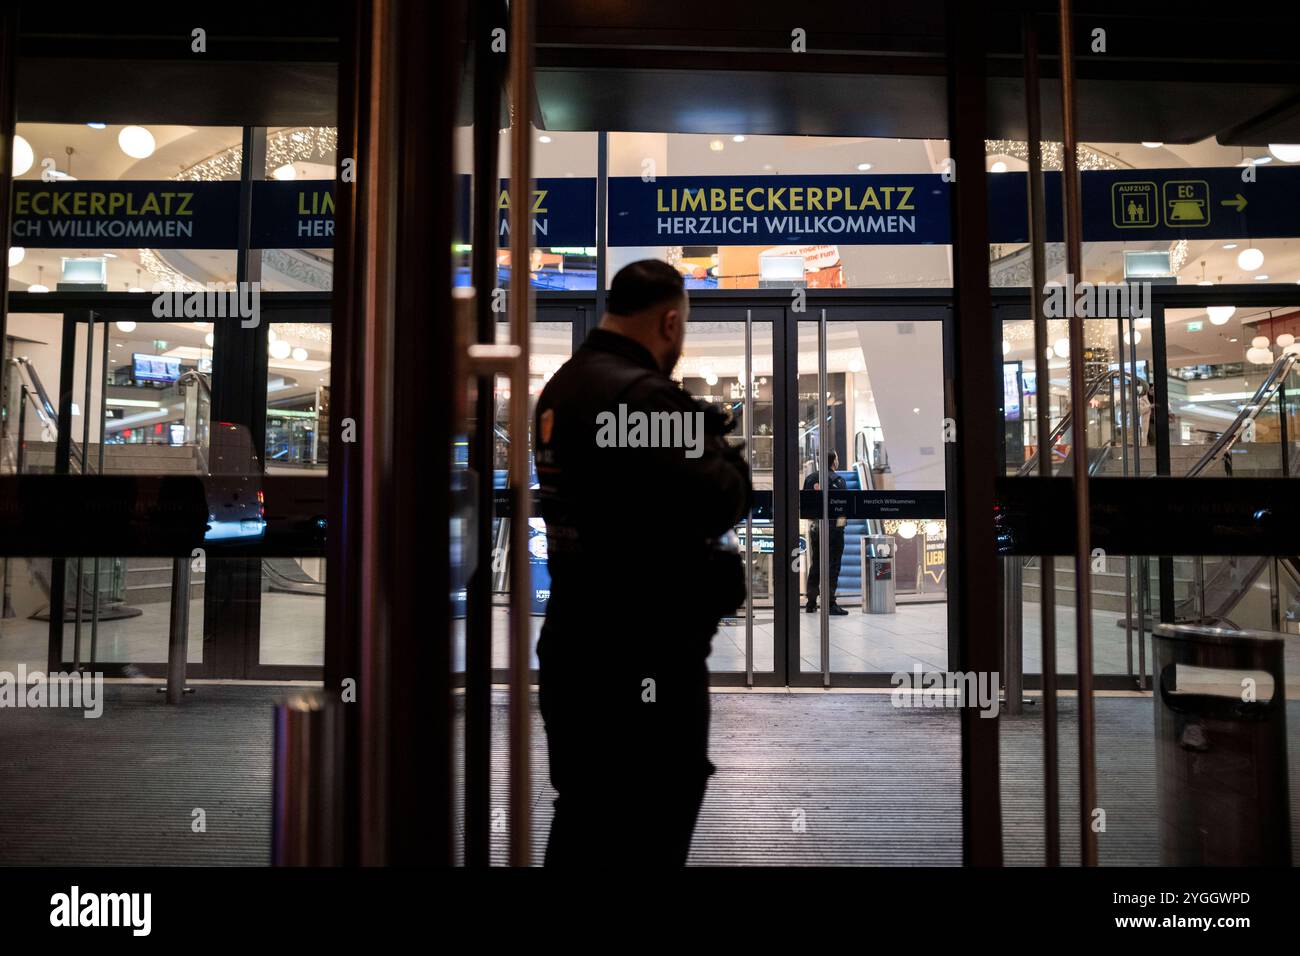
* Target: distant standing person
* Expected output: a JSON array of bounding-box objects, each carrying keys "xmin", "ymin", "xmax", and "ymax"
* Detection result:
[{"xmin": 805, "ymin": 450, "xmax": 848, "ymax": 615}]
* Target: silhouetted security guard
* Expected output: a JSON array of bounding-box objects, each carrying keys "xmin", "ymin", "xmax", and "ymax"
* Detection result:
[{"xmin": 534, "ymin": 260, "xmax": 751, "ymax": 866}]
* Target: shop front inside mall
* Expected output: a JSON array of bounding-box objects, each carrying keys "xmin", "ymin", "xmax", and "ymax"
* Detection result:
[{"xmin": 5, "ymin": 123, "xmax": 1300, "ymax": 691}]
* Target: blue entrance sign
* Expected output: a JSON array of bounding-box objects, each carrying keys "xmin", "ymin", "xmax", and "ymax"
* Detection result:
[
  {"xmin": 10, "ymin": 165, "xmax": 1300, "ymax": 252},
  {"xmin": 984, "ymin": 165, "xmax": 1299, "ymax": 244},
  {"xmin": 609, "ymin": 174, "xmax": 949, "ymax": 246},
  {"xmin": 11, "ymin": 180, "xmax": 240, "ymax": 249},
  {"xmin": 613, "ymin": 165, "xmax": 1300, "ymax": 247},
  {"xmin": 253, "ymin": 177, "xmax": 596, "ymax": 250}
]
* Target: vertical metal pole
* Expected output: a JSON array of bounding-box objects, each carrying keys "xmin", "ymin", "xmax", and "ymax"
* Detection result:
[
  {"xmin": 1117, "ymin": 302, "xmax": 1133, "ymax": 678},
  {"xmin": 73, "ymin": 319, "xmax": 95, "ymax": 669},
  {"xmin": 1126, "ymin": 312, "xmax": 1143, "ymax": 675},
  {"xmin": 507, "ymin": 0, "xmax": 535, "ymax": 867},
  {"xmin": 166, "ymin": 557, "xmax": 191, "ymax": 704},
  {"xmin": 745, "ymin": 309, "xmax": 755, "ymax": 687},
  {"xmin": 1058, "ymin": 0, "xmax": 1099, "ymax": 867},
  {"xmin": 1137, "ymin": 555, "xmax": 1148, "ymax": 689},
  {"xmin": 1023, "ymin": 10, "xmax": 1060, "ymax": 865},
  {"xmin": 947, "ymin": 0, "xmax": 1003, "ymax": 864},
  {"xmin": 91, "ymin": 314, "xmax": 109, "ymax": 665},
  {"xmin": 1269, "ymin": 558, "xmax": 1281, "ymax": 632},
  {"xmin": 1002, "ymin": 556, "xmax": 1023, "ymax": 715},
  {"xmin": 1116, "ymin": 319, "xmax": 1129, "ymax": 475},
  {"xmin": 16, "ymin": 388, "xmax": 27, "ymax": 474},
  {"xmin": 595, "ymin": 131, "xmax": 609, "ymax": 321},
  {"xmin": 1279, "ymin": 377, "xmax": 1290, "ymax": 479},
  {"xmin": 818, "ymin": 309, "xmax": 830, "ymax": 687},
  {"xmin": 0, "ymin": 4, "xmax": 16, "ymax": 364},
  {"xmin": 465, "ymin": 0, "xmax": 506, "ymax": 869},
  {"xmin": 1194, "ymin": 557, "xmax": 1205, "ymax": 619}
]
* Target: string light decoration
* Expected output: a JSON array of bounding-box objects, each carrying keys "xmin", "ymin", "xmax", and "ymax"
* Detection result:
[
  {"xmin": 983, "ymin": 140, "xmax": 1124, "ymax": 171},
  {"xmin": 171, "ymin": 127, "xmax": 338, "ymax": 183}
]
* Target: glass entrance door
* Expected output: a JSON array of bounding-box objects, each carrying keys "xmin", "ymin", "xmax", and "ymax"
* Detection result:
[
  {"xmin": 794, "ymin": 306, "xmax": 950, "ymax": 684},
  {"xmin": 678, "ymin": 308, "xmax": 776, "ymax": 682}
]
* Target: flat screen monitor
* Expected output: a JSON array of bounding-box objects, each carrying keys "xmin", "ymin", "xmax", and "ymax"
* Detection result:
[{"xmin": 133, "ymin": 353, "xmax": 181, "ymax": 384}]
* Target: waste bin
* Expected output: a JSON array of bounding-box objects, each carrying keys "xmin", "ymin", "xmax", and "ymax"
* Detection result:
[
  {"xmin": 861, "ymin": 534, "xmax": 896, "ymax": 614},
  {"xmin": 1153, "ymin": 623, "xmax": 1290, "ymax": 865}
]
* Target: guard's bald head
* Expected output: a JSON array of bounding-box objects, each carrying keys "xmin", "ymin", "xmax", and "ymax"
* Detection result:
[{"xmin": 600, "ymin": 260, "xmax": 689, "ymax": 374}]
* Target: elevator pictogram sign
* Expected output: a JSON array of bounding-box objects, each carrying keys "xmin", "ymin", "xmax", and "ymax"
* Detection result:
[{"xmin": 1112, "ymin": 181, "xmax": 1156, "ymax": 228}]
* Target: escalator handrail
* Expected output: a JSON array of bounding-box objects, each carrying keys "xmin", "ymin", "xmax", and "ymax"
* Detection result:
[
  {"xmin": 1016, "ymin": 368, "xmax": 1136, "ymax": 477},
  {"xmin": 176, "ymin": 368, "xmax": 213, "ymax": 398},
  {"xmin": 1184, "ymin": 351, "xmax": 1299, "ymax": 478},
  {"xmin": 852, "ymin": 459, "xmax": 884, "ymax": 537},
  {"xmin": 5, "ymin": 356, "xmax": 94, "ymax": 473}
]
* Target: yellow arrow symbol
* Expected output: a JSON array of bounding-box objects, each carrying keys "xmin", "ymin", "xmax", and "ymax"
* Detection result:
[{"xmin": 1220, "ymin": 193, "xmax": 1248, "ymax": 212}]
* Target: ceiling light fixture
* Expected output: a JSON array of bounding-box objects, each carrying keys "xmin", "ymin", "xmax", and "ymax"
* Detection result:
[
  {"xmin": 1237, "ymin": 247, "xmax": 1264, "ymax": 271},
  {"xmin": 118, "ymin": 126, "xmax": 156, "ymax": 159},
  {"xmin": 13, "ymin": 135, "xmax": 33, "ymax": 176}
]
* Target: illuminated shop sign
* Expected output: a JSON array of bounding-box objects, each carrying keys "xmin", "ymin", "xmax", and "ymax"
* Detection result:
[
  {"xmin": 609, "ymin": 174, "xmax": 947, "ymax": 246},
  {"xmin": 11, "ymin": 180, "xmax": 239, "ymax": 248},
  {"xmin": 11, "ymin": 166, "xmax": 1299, "ymax": 252},
  {"xmin": 10, "ymin": 176, "xmax": 600, "ymax": 251},
  {"xmin": 609, "ymin": 166, "xmax": 1300, "ymax": 246}
]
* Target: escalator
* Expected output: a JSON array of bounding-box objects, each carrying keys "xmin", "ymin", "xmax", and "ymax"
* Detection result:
[
  {"xmin": 262, "ymin": 557, "xmax": 325, "ymax": 596},
  {"xmin": 3, "ymin": 355, "xmax": 95, "ymax": 475},
  {"xmin": 1016, "ymin": 352, "xmax": 1300, "ymax": 632}
]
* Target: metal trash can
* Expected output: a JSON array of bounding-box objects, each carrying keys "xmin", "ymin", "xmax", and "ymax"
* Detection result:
[
  {"xmin": 861, "ymin": 534, "xmax": 896, "ymax": 614},
  {"xmin": 1153, "ymin": 623, "xmax": 1290, "ymax": 865}
]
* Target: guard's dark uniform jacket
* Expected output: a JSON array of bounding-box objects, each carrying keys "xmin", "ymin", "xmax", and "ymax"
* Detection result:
[{"xmin": 533, "ymin": 327, "xmax": 750, "ymax": 865}]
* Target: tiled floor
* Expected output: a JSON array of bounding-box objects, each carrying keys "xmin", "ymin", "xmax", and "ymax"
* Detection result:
[
  {"xmin": 2, "ymin": 684, "xmax": 1296, "ymax": 866},
  {"xmin": 460, "ymin": 599, "xmax": 1178, "ymax": 680},
  {"xmin": 0, "ymin": 590, "xmax": 325, "ymax": 671},
  {"xmin": 5, "ymin": 591, "xmax": 1295, "ymax": 690}
]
